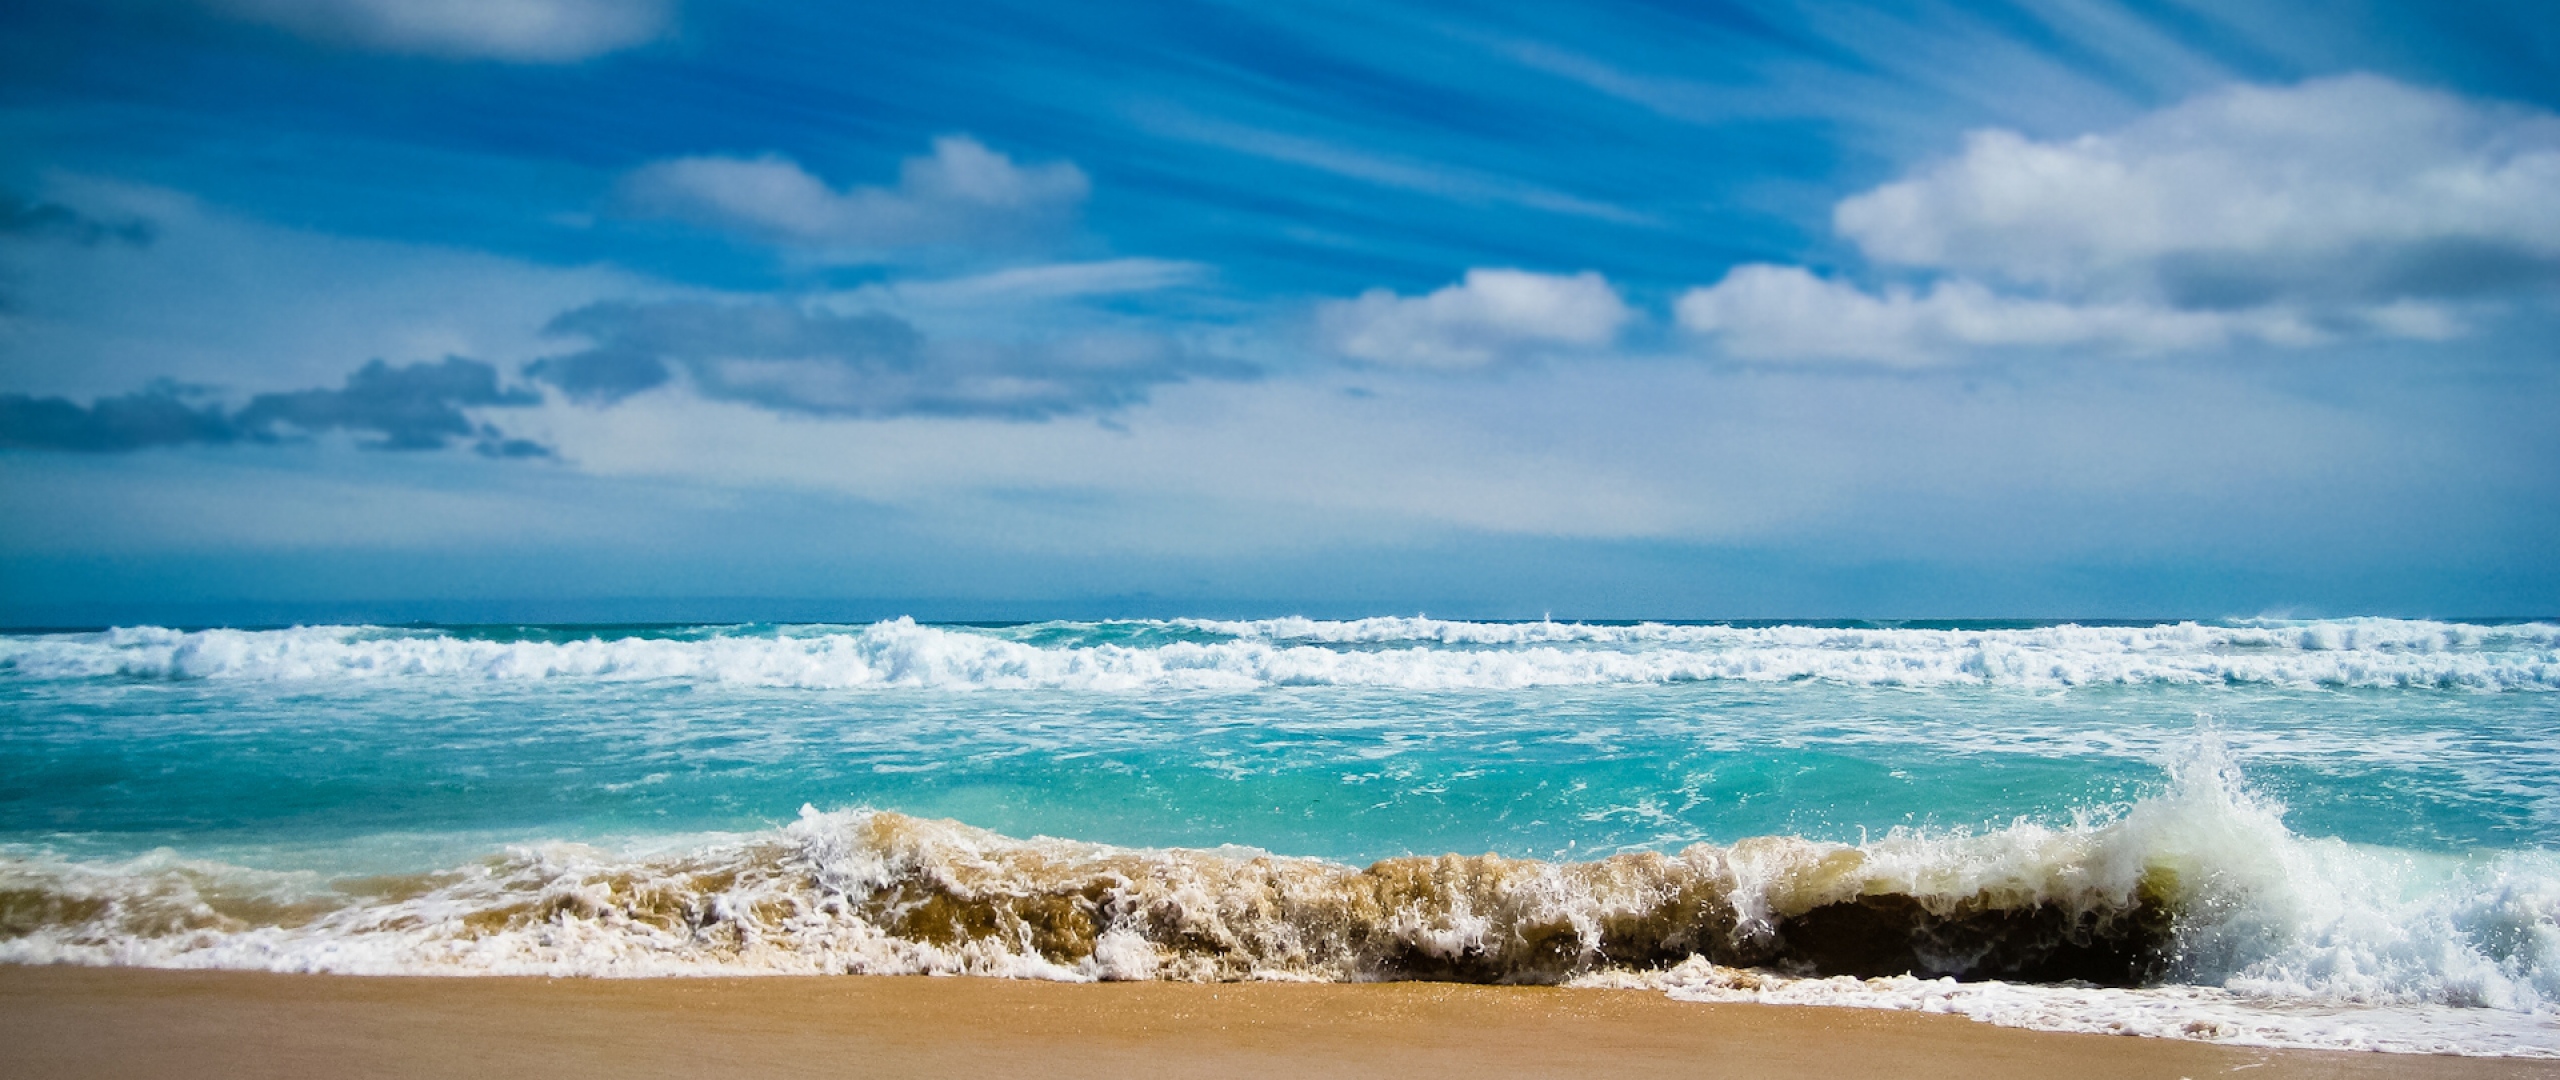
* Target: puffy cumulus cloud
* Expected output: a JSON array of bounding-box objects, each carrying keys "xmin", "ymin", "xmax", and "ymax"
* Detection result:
[
  {"xmin": 1, "ymin": 358, "xmax": 548, "ymax": 456},
  {"xmin": 1318, "ymin": 269, "xmax": 1631, "ymax": 370},
  {"xmin": 1681, "ymin": 75, "xmax": 2560, "ymax": 364},
  {"xmin": 623, "ymin": 136, "xmax": 1089, "ymax": 258},
  {"xmin": 528, "ymin": 300, "xmax": 1249, "ymax": 419},
  {"xmin": 202, "ymin": 0, "xmax": 672, "ymax": 63},
  {"xmin": 1835, "ymin": 75, "xmax": 2560, "ymax": 303}
]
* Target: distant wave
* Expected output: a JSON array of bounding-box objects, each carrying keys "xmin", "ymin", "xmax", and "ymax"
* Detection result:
[
  {"xmin": 3, "ymin": 617, "xmax": 2554, "ymax": 690},
  {"xmin": 1, "ymin": 742, "xmax": 2552, "ymax": 1056}
]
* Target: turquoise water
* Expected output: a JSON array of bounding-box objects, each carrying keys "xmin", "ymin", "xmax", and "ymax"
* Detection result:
[
  {"xmin": 7, "ymin": 678, "xmax": 2553, "ymax": 868},
  {"xmin": 3, "ymin": 617, "xmax": 2557, "ymax": 1054}
]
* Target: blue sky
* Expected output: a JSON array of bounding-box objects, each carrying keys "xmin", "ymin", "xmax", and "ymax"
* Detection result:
[{"xmin": 2, "ymin": 0, "xmax": 2555, "ymax": 624}]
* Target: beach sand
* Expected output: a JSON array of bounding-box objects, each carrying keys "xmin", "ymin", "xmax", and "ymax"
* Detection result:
[{"xmin": 0, "ymin": 966, "xmax": 2543, "ymax": 1079}]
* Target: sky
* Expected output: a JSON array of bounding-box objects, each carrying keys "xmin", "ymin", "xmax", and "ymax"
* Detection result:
[{"xmin": 1, "ymin": 0, "xmax": 2555, "ymax": 625}]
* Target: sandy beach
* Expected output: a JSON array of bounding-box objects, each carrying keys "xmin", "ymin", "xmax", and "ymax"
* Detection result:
[{"xmin": 0, "ymin": 966, "xmax": 2541, "ymax": 1079}]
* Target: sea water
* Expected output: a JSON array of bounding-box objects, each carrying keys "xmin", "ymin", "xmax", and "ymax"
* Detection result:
[{"xmin": 2, "ymin": 616, "xmax": 2556, "ymax": 1055}]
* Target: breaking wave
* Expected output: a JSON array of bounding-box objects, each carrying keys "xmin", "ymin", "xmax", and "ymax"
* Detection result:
[
  {"xmin": 3, "ymin": 617, "xmax": 2554, "ymax": 690},
  {"xmin": 3, "ymin": 742, "xmax": 2554, "ymax": 1056}
]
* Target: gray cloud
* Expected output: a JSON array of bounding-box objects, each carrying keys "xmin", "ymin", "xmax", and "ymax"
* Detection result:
[
  {"xmin": 235, "ymin": 356, "xmax": 540, "ymax": 451},
  {"xmin": 2153, "ymin": 240, "xmax": 2560, "ymax": 312},
  {"xmin": 0, "ymin": 384, "xmax": 231, "ymax": 452},
  {"xmin": 0, "ymin": 193, "xmax": 154, "ymax": 247},
  {"xmin": 531, "ymin": 300, "xmax": 1250, "ymax": 419},
  {"xmin": 1, "ymin": 358, "xmax": 547, "ymax": 456}
]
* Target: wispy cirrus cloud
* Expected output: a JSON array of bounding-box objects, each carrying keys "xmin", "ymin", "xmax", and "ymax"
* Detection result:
[
  {"xmin": 870, "ymin": 259, "xmax": 1210, "ymax": 308},
  {"xmin": 1129, "ymin": 104, "xmax": 1652, "ymax": 226},
  {"xmin": 1679, "ymin": 75, "xmax": 2560, "ymax": 364},
  {"xmin": 200, "ymin": 0, "xmax": 674, "ymax": 63},
  {"xmin": 622, "ymin": 136, "xmax": 1088, "ymax": 260}
]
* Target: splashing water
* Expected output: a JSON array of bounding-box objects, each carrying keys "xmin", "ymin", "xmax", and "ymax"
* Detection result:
[{"xmin": 2, "ymin": 618, "xmax": 2556, "ymax": 1055}]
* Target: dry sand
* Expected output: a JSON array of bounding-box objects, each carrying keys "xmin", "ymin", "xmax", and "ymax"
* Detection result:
[{"xmin": 0, "ymin": 966, "xmax": 2543, "ymax": 1079}]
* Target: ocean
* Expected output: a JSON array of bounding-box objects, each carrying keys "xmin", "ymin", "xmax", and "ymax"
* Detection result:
[{"xmin": 2, "ymin": 616, "xmax": 2555, "ymax": 1056}]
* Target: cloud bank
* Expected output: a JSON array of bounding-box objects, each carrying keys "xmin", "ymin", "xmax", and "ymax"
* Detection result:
[
  {"xmin": 1670, "ymin": 266, "xmax": 2464, "ymax": 366},
  {"xmin": 202, "ymin": 0, "xmax": 672, "ymax": 62},
  {"xmin": 1319, "ymin": 269, "xmax": 1631, "ymax": 369},
  {"xmin": 530, "ymin": 300, "xmax": 1249, "ymax": 419},
  {"xmin": 624, "ymin": 137, "xmax": 1089, "ymax": 258},
  {"xmin": 1681, "ymin": 75, "xmax": 2560, "ymax": 363},
  {"xmin": 0, "ymin": 385, "xmax": 234, "ymax": 452},
  {"xmin": 0, "ymin": 358, "xmax": 545, "ymax": 455}
]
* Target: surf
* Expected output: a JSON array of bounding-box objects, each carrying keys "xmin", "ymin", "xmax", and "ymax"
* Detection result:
[
  {"xmin": 5, "ymin": 617, "xmax": 2555, "ymax": 690},
  {"xmin": 3, "ymin": 739, "xmax": 2552, "ymax": 1055}
]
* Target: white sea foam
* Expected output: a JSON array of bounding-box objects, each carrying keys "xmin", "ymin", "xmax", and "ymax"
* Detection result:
[
  {"xmin": 2, "ymin": 618, "xmax": 2553, "ymax": 690},
  {"xmin": 1581, "ymin": 961, "xmax": 2559, "ymax": 1057},
  {"xmin": 1, "ymin": 742, "xmax": 2553, "ymax": 1056}
]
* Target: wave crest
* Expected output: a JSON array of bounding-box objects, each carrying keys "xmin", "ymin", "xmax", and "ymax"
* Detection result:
[
  {"xmin": 8, "ymin": 742, "xmax": 2560, "ymax": 1055},
  {"xmin": 4, "ymin": 744, "xmax": 2553, "ymax": 1022},
  {"xmin": 4, "ymin": 617, "xmax": 2554, "ymax": 690}
]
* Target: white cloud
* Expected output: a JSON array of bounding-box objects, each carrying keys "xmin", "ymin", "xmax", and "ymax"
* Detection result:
[
  {"xmin": 1833, "ymin": 74, "xmax": 2560, "ymax": 301},
  {"xmin": 1318, "ymin": 269, "xmax": 1631, "ymax": 370},
  {"xmin": 623, "ymin": 136, "xmax": 1089, "ymax": 257},
  {"xmin": 205, "ymin": 0, "xmax": 672, "ymax": 63},
  {"xmin": 1669, "ymin": 265, "xmax": 2436, "ymax": 365},
  {"xmin": 1682, "ymin": 75, "xmax": 2559, "ymax": 364}
]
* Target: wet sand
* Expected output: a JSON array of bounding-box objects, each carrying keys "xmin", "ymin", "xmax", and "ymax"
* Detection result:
[{"xmin": 0, "ymin": 966, "xmax": 2541, "ymax": 1079}]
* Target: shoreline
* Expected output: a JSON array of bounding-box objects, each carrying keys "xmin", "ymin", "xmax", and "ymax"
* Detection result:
[{"xmin": 1, "ymin": 966, "xmax": 2545, "ymax": 1079}]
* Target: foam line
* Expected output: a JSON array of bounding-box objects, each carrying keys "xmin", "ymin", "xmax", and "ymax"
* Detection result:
[{"xmin": 3, "ymin": 618, "xmax": 2554, "ymax": 690}]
